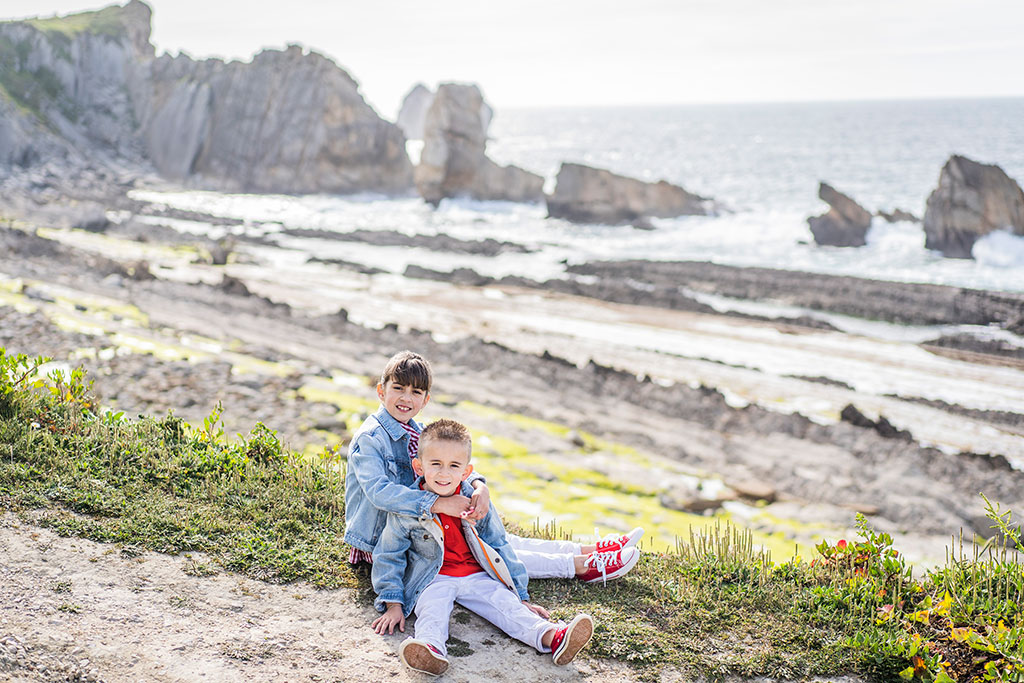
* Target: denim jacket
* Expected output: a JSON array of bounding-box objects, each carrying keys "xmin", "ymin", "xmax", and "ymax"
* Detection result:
[
  {"xmin": 343, "ymin": 407, "xmax": 484, "ymax": 552},
  {"xmin": 372, "ymin": 478, "xmax": 530, "ymax": 617}
]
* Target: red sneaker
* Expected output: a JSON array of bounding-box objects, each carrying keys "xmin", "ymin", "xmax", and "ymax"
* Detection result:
[
  {"xmin": 578, "ymin": 547, "xmax": 640, "ymax": 585},
  {"xmin": 399, "ymin": 638, "xmax": 449, "ymax": 676},
  {"xmin": 594, "ymin": 527, "xmax": 645, "ymax": 553},
  {"xmin": 550, "ymin": 614, "xmax": 594, "ymax": 665}
]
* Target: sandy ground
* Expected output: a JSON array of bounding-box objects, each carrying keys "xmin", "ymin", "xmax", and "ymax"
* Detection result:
[{"xmin": 0, "ymin": 513, "xmax": 640, "ymax": 683}]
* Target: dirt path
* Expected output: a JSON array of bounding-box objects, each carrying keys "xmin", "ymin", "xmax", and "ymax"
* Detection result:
[{"xmin": 0, "ymin": 514, "xmax": 636, "ymax": 683}]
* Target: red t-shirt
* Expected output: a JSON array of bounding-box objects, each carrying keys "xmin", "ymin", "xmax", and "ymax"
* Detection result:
[{"xmin": 437, "ymin": 513, "xmax": 484, "ymax": 577}]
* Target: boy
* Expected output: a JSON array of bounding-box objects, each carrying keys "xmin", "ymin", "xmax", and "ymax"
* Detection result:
[
  {"xmin": 344, "ymin": 350, "xmax": 643, "ymax": 582},
  {"xmin": 371, "ymin": 419, "xmax": 594, "ymax": 675}
]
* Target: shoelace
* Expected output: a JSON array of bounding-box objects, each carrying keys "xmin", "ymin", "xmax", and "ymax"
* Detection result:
[
  {"xmin": 583, "ymin": 550, "xmax": 619, "ymax": 585},
  {"xmin": 594, "ymin": 535, "xmax": 624, "ymax": 552}
]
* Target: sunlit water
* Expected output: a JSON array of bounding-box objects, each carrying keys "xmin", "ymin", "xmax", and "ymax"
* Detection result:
[{"xmin": 130, "ymin": 98, "xmax": 1024, "ymax": 293}]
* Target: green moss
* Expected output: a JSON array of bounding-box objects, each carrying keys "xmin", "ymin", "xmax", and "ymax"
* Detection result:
[
  {"xmin": 463, "ymin": 427, "xmax": 797, "ymax": 558},
  {"xmin": 458, "ymin": 401, "xmax": 573, "ymax": 438},
  {"xmin": 296, "ymin": 381, "xmax": 377, "ymax": 416}
]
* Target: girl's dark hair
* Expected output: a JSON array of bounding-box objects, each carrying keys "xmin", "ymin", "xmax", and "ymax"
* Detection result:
[{"xmin": 379, "ymin": 350, "xmax": 432, "ymax": 392}]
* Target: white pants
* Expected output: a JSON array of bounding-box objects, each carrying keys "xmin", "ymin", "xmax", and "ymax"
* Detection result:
[
  {"xmin": 414, "ymin": 572, "xmax": 554, "ymax": 657},
  {"xmin": 508, "ymin": 535, "xmax": 579, "ymax": 579}
]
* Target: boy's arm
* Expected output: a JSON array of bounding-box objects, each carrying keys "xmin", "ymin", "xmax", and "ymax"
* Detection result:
[
  {"xmin": 350, "ymin": 433, "xmax": 438, "ymax": 518},
  {"xmin": 371, "ymin": 603, "xmax": 405, "ymax": 634},
  {"xmin": 371, "ymin": 517, "xmax": 413, "ymax": 614},
  {"xmin": 481, "ymin": 508, "xmax": 531, "ymax": 602}
]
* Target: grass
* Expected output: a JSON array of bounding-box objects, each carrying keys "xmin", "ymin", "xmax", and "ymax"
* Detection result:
[
  {"xmin": 1, "ymin": 347, "xmax": 1023, "ymax": 682},
  {"xmin": 25, "ymin": 5, "xmax": 131, "ymax": 43}
]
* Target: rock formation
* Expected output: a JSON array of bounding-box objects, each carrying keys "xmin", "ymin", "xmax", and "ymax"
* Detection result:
[
  {"xmin": 807, "ymin": 183, "xmax": 873, "ymax": 247},
  {"xmin": 0, "ymin": 2, "xmax": 412, "ymax": 195},
  {"xmin": 138, "ymin": 45, "xmax": 412, "ymax": 194},
  {"xmin": 923, "ymin": 155, "xmax": 1024, "ymax": 259},
  {"xmin": 877, "ymin": 208, "xmax": 920, "ymax": 224},
  {"xmin": 396, "ymin": 83, "xmax": 434, "ymax": 140},
  {"xmin": 396, "ymin": 83, "xmax": 493, "ymax": 143},
  {"xmin": 545, "ymin": 162, "xmax": 711, "ymax": 225},
  {"xmin": 414, "ymin": 83, "xmax": 542, "ymax": 205}
]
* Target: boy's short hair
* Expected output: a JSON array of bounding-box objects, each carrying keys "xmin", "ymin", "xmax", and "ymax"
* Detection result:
[
  {"xmin": 419, "ymin": 418, "xmax": 472, "ymax": 457},
  {"xmin": 379, "ymin": 350, "xmax": 432, "ymax": 392}
]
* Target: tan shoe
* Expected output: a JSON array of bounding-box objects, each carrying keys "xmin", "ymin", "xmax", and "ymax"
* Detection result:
[
  {"xmin": 550, "ymin": 614, "xmax": 594, "ymax": 666},
  {"xmin": 399, "ymin": 638, "xmax": 450, "ymax": 676}
]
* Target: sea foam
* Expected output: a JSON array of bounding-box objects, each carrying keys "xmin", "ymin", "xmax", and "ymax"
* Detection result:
[{"xmin": 973, "ymin": 229, "xmax": 1024, "ymax": 269}]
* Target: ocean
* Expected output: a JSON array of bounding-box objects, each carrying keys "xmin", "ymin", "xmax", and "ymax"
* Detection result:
[{"xmin": 133, "ymin": 97, "xmax": 1024, "ymax": 293}]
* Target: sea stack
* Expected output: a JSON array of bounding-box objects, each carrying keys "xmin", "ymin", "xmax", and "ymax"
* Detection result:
[
  {"xmin": 807, "ymin": 183, "xmax": 873, "ymax": 247},
  {"xmin": 414, "ymin": 83, "xmax": 543, "ymax": 205},
  {"xmin": 396, "ymin": 84, "xmax": 435, "ymax": 140},
  {"xmin": 545, "ymin": 162, "xmax": 711, "ymax": 225},
  {"xmin": 923, "ymin": 155, "xmax": 1024, "ymax": 259}
]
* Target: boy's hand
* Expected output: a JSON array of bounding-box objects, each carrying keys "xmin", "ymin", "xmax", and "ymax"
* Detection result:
[
  {"xmin": 467, "ymin": 482, "xmax": 491, "ymax": 521},
  {"xmin": 522, "ymin": 601, "xmax": 550, "ymax": 619},
  {"xmin": 372, "ymin": 603, "xmax": 406, "ymax": 634},
  {"xmin": 431, "ymin": 495, "xmax": 472, "ymax": 517}
]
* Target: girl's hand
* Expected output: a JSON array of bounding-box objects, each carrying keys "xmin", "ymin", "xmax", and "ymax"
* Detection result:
[
  {"xmin": 468, "ymin": 483, "xmax": 490, "ymax": 521},
  {"xmin": 431, "ymin": 495, "xmax": 472, "ymax": 517},
  {"xmin": 372, "ymin": 603, "xmax": 406, "ymax": 634},
  {"xmin": 522, "ymin": 601, "xmax": 550, "ymax": 619}
]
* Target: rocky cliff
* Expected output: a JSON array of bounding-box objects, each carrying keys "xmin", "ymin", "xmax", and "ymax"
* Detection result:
[{"xmin": 0, "ymin": 1, "xmax": 412, "ymax": 195}]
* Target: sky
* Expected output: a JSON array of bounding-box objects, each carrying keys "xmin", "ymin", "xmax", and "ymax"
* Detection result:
[{"xmin": 4, "ymin": 0, "xmax": 1024, "ymax": 118}]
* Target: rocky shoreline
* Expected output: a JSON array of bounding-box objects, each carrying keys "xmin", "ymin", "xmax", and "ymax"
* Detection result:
[{"xmin": 2, "ymin": 216, "xmax": 1022, "ymax": 542}]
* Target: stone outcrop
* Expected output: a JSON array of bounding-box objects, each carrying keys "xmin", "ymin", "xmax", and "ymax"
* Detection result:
[
  {"xmin": 396, "ymin": 83, "xmax": 493, "ymax": 143},
  {"xmin": 923, "ymin": 155, "xmax": 1024, "ymax": 259},
  {"xmin": 0, "ymin": 2, "xmax": 412, "ymax": 195},
  {"xmin": 877, "ymin": 208, "xmax": 920, "ymax": 224},
  {"xmin": 807, "ymin": 183, "xmax": 873, "ymax": 247},
  {"xmin": 396, "ymin": 83, "xmax": 434, "ymax": 140},
  {"xmin": 414, "ymin": 83, "xmax": 541, "ymax": 205},
  {"xmin": 138, "ymin": 45, "xmax": 412, "ymax": 193},
  {"xmin": 545, "ymin": 162, "xmax": 711, "ymax": 225}
]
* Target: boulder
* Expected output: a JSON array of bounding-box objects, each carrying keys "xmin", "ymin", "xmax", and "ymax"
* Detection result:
[
  {"xmin": 545, "ymin": 162, "xmax": 711, "ymax": 225},
  {"xmin": 396, "ymin": 84, "xmax": 434, "ymax": 140},
  {"xmin": 414, "ymin": 83, "xmax": 543, "ymax": 205},
  {"xmin": 728, "ymin": 479, "xmax": 777, "ymax": 503},
  {"xmin": 659, "ymin": 483, "xmax": 737, "ymax": 514},
  {"xmin": 923, "ymin": 155, "xmax": 1024, "ymax": 259},
  {"xmin": 839, "ymin": 404, "xmax": 912, "ymax": 441},
  {"xmin": 71, "ymin": 202, "xmax": 110, "ymax": 232},
  {"xmin": 877, "ymin": 208, "xmax": 920, "ymax": 224},
  {"xmin": 807, "ymin": 183, "xmax": 873, "ymax": 247}
]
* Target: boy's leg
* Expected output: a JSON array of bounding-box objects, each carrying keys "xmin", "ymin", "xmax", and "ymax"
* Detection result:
[
  {"xmin": 516, "ymin": 549, "xmax": 577, "ymax": 579},
  {"xmin": 453, "ymin": 573, "xmax": 553, "ymax": 652},
  {"xmin": 413, "ymin": 575, "xmax": 459, "ymax": 657},
  {"xmin": 507, "ymin": 534, "xmax": 581, "ymax": 556},
  {"xmin": 508, "ymin": 534, "xmax": 578, "ymax": 579}
]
